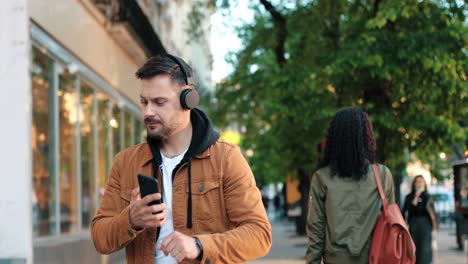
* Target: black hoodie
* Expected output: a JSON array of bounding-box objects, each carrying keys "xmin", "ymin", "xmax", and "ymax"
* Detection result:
[{"xmin": 146, "ymin": 108, "xmax": 219, "ymax": 235}]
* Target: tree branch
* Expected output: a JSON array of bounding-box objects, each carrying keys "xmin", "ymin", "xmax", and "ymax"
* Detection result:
[
  {"xmin": 373, "ymin": 0, "xmax": 381, "ymax": 17},
  {"xmin": 259, "ymin": 0, "xmax": 287, "ymax": 67}
]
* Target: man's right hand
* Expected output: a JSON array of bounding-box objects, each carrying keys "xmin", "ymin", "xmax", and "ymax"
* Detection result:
[{"xmin": 129, "ymin": 187, "xmax": 167, "ymax": 230}]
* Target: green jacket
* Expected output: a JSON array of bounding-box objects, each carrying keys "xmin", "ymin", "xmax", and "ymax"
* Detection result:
[{"xmin": 306, "ymin": 164, "xmax": 395, "ymax": 264}]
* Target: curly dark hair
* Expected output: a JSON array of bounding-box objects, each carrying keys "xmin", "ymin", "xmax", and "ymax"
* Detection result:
[{"xmin": 319, "ymin": 108, "xmax": 377, "ymax": 180}]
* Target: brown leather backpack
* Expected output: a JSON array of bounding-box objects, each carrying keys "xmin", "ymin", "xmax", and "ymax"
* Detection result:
[{"xmin": 369, "ymin": 164, "xmax": 416, "ymax": 264}]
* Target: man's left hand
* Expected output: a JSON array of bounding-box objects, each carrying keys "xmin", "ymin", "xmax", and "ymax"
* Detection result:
[{"xmin": 157, "ymin": 231, "xmax": 200, "ymax": 262}]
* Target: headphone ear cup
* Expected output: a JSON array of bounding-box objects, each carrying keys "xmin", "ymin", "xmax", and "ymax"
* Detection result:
[{"xmin": 180, "ymin": 89, "xmax": 200, "ymax": 109}]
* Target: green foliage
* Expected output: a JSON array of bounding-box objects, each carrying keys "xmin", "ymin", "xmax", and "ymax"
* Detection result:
[{"xmin": 210, "ymin": 0, "xmax": 468, "ymax": 184}]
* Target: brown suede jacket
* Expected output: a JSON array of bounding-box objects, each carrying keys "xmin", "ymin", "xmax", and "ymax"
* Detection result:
[{"xmin": 91, "ymin": 109, "xmax": 271, "ymax": 264}]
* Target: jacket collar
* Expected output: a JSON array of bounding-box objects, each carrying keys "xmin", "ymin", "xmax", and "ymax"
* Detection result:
[
  {"xmin": 194, "ymin": 147, "xmax": 211, "ymax": 159},
  {"xmin": 139, "ymin": 143, "xmax": 154, "ymax": 167},
  {"xmin": 139, "ymin": 142, "xmax": 212, "ymax": 167}
]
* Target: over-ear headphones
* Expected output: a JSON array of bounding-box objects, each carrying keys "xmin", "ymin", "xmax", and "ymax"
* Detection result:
[{"xmin": 166, "ymin": 54, "xmax": 200, "ymax": 110}]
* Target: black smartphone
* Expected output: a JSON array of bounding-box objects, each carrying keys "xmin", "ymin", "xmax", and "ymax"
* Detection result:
[{"xmin": 137, "ymin": 174, "xmax": 161, "ymax": 206}]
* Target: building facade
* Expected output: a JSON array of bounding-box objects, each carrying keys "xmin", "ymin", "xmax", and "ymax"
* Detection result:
[
  {"xmin": 137, "ymin": 0, "xmax": 214, "ymax": 94},
  {"xmin": 0, "ymin": 0, "xmax": 213, "ymax": 263}
]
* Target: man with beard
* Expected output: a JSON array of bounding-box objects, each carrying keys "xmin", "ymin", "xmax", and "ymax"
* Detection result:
[{"xmin": 91, "ymin": 55, "xmax": 271, "ymax": 264}]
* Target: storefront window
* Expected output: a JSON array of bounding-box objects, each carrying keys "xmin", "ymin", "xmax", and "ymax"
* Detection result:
[
  {"xmin": 112, "ymin": 104, "xmax": 122, "ymax": 157},
  {"xmin": 134, "ymin": 118, "xmax": 141, "ymax": 145},
  {"xmin": 31, "ymin": 47, "xmax": 55, "ymax": 237},
  {"xmin": 124, "ymin": 111, "xmax": 133, "ymax": 147},
  {"xmin": 58, "ymin": 70, "xmax": 78, "ymax": 234},
  {"xmin": 97, "ymin": 93, "xmax": 110, "ymax": 200},
  {"xmin": 135, "ymin": 119, "xmax": 146, "ymax": 145},
  {"xmin": 140, "ymin": 121, "xmax": 146, "ymax": 143},
  {"xmin": 80, "ymin": 82, "xmax": 95, "ymax": 228},
  {"xmin": 32, "ymin": 33, "xmax": 144, "ymax": 236}
]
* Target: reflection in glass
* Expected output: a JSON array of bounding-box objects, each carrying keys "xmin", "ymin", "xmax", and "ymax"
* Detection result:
[
  {"xmin": 80, "ymin": 82, "xmax": 95, "ymax": 228},
  {"xmin": 124, "ymin": 111, "xmax": 133, "ymax": 147},
  {"xmin": 31, "ymin": 47, "xmax": 54, "ymax": 237},
  {"xmin": 134, "ymin": 119, "xmax": 146, "ymax": 145},
  {"xmin": 31, "ymin": 47, "xmax": 144, "ymax": 234},
  {"xmin": 134, "ymin": 118, "xmax": 142, "ymax": 145},
  {"xmin": 112, "ymin": 104, "xmax": 122, "ymax": 157},
  {"xmin": 97, "ymin": 93, "xmax": 110, "ymax": 200},
  {"xmin": 59, "ymin": 70, "xmax": 78, "ymax": 233}
]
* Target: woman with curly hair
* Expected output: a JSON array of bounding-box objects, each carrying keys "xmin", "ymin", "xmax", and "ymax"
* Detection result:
[{"xmin": 306, "ymin": 108, "xmax": 396, "ymax": 264}]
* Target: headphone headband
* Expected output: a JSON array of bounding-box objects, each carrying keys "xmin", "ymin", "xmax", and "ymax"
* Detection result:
[{"xmin": 166, "ymin": 54, "xmax": 195, "ymax": 86}]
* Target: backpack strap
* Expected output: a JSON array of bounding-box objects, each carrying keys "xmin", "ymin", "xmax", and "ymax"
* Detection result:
[{"xmin": 372, "ymin": 164, "xmax": 389, "ymax": 212}]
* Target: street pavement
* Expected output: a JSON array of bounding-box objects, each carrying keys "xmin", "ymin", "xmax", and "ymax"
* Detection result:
[
  {"xmin": 249, "ymin": 218, "xmax": 467, "ymax": 264},
  {"xmin": 112, "ymin": 215, "xmax": 467, "ymax": 264}
]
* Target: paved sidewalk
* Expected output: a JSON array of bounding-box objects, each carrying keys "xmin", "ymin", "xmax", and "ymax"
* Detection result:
[
  {"xmin": 249, "ymin": 220, "xmax": 468, "ymax": 264},
  {"xmin": 248, "ymin": 219, "xmax": 306, "ymax": 264},
  {"xmin": 433, "ymin": 225, "xmax": 467, "ymax": 264}
]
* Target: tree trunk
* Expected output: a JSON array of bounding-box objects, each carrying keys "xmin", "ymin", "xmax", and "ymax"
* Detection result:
[
  {"xmin": 282, "ymin": 180, "xmax": 288, "ymax": 219},
  {"xmin": 376, "ymin": 128, "xmax": 387, "ymax": 163},
  {"xmin": 363, "ymin": 80, "xmax": 392, "ymax": 163},
  {"xmin": 296, "ymin": 169, "xmax": 311, "ymax": 235},
  {"xmin": 394, "ymin": 162, "xmax": 406, "ymax": 206}
]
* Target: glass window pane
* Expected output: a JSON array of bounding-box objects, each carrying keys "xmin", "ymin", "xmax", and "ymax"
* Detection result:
[
  {"xmin": 80, "ymin": 82, "xmax": 95, "ymax": 228},
  {"xmin": 140, "ymin": 120, "xmax": 146, "ymax": 143},
  {"xmin": 111, "ymin": 104, "xmax": 122, "ymax": 156},
  {"xmin": 134, "ymin": 118, "xmax": 142, "ymax": 145},
  {"xmin": 134, "ymin": 118, "xmax": 146, "ymax": 145},
  {"xmin": 58, "ymin": 70, "xmax": 78, "ymax": 234},
  {"xmin": 124, "ymin": 111, "xmax": 132, "ymax": 147},
  {"xmin": 97, "ymin": 93, "xmax": 110, "ymax": 200},
  {"xmin": 31, "ymin": 47, "xmax": 54, "ymax": 237}
]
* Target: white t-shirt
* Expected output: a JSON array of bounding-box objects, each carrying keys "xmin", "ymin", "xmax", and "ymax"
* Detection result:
[{"xmin": 155, "ymin": 149, "xmax": 187, "ymax": 264}]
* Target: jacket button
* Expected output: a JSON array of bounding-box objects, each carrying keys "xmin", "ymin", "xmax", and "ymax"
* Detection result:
[
  {"xmin": 146, "ymin": 230, "xmax": 152, "ymax": 236},
  {"xmin": 127, "ymin": 230, "xmax": 133, "ymax": 237},
  {"xmin": 206, "ymin": 259, "xmax": 210, "ymax": 264},
  {"xmin": 199, "ymin": 185, "xmax": 205, "ymax": 192}
]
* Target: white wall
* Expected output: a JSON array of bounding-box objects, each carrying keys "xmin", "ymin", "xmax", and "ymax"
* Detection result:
[{"xmin": 0, "ymin": 0, "xmax": 33, "ymax": 263}]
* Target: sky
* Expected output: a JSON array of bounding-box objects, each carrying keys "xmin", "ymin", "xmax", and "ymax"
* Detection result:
[{"xmin": 210, "ymin": 0, "xmax": 254, "ymax": 84}]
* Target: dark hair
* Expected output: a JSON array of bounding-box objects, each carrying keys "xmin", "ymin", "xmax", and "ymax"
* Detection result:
[
  {"xmin": 319, "ymin": 108, "xmax": 376, "ymax": 180},
  {"xmin": 135, "ymin": 55, "xmax": 194, "ymax": 87},
  {"xmin": 410, "ymin": 175, "xmax": 427, "ymax": 194}
]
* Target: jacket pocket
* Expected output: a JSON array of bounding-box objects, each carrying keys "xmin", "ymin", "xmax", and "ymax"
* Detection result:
[{"xmin": 187, "ymin": 179, "xmax": 221, "ymax": 222}]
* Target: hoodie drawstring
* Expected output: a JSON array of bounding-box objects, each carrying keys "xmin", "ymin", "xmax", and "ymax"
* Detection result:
[{"xmin": 187, "ymin": 159, "xmax": 193, "ymax": 229}]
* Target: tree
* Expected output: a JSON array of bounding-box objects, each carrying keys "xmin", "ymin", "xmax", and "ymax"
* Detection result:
[{"xmin": 210, "ymin": 0, "xmax": 467, "ymax": 235}]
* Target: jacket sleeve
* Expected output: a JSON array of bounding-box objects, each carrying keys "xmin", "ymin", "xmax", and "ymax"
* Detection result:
[
  {"xmin": 305, "ymin": 171, "xmax": 326, "ymax": 264},
  {"xmin": 197, "ymin": 145, "xmax": 272, "ymax": 263},
  {"xmin": 91, "ymin": 152, "xmax": 144, "ymax": 254}
]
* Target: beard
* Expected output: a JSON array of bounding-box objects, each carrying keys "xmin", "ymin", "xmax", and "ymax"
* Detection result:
[
  {"xmin": 145, "ymin": 117, "xmax": 179, "ymax": 142},
  {"xmin": 147, "ymin": 126, "xmax": 170, "ymax": 142}
]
